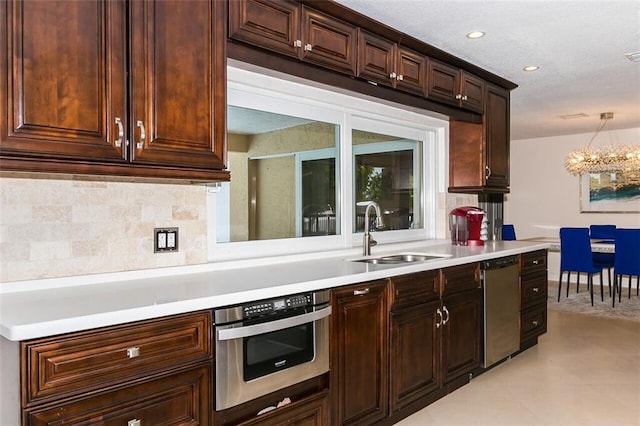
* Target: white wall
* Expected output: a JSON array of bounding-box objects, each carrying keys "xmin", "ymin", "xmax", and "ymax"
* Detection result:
[{"xmin": 506, "ymin": 127, "xmax": 640, "ymax": 280}]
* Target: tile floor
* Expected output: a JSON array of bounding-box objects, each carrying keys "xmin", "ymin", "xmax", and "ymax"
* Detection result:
[{"xmin": 397, "ymin": 310, "xmax": 640, "ymax": 426}]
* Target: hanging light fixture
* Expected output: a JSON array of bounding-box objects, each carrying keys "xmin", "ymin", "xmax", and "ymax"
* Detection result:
[{"xmin": 564, "ymin": 112, "xmax": 640, "ymax": 176}]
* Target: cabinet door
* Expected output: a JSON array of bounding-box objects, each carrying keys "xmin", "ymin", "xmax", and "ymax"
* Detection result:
[
  {"xmin": 301, "ymin": 6, "xmax": 357, "ymax": 76},
  {"xmin": 389, "ymin": 300, "xmax": 441, "ymax": 413},
  {"xmin": 25, "ymin": 364, "xmax": 210, "ymax": 426},
  {"xmin": 427, "ymin": 59, "xmax": 460, "ymax": 107},
  {"xmin": 1, "ymin": 0, "xmax": 126, "ymax": 162},
  {"xmin": 331, "ymin": 280, "xmax": 388, "ymax": 425},
  {"xmin": 441, "ymin": 289, "xmax": 481, "ymax": 384},
  {"xmin": 460, "ymin": 72, "xmax": 485, "ymax": 113},
  {"xmin": 484, "ymin": 83, "xmax": 510, "ymax": 189},
  {"xmin": 357, "ymin": 29, "xmax": 396, "ymax": 87},
  {"xmin": 395, "ymin": 46, "xmax": 428, "ymax": 96},
  {"xmin": 228, "ymin": 0, "xmax": 301, "ymax": 58},
  {"xmin": 129, "ymin": 0, "xmax": 226, "ymax": 170}
]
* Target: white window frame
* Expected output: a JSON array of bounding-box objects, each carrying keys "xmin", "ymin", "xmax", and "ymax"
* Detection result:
[{"xmin": 208, "ymin": 66, "xmax": 447, "ymax": 262}]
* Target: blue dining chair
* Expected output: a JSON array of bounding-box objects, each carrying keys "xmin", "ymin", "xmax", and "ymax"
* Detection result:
[
  {"xmin": 589, "ymin": 224, "xmax": 616, "ymax": 296},
  {"xmin": 502, "ymin": 224, "xmax": 517, "ymax": 241},
  {"xmin": 559, "ymin": 227, "xmax": 605, "ymax": 306},
  {"xmin": 613, "ymin": 228, "xmax": 640, "ymax": 307}
]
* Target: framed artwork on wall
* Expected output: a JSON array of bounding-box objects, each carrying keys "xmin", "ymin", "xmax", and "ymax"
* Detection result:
[{"xmin": 580, "ymin": 172, "xmax": 640, "ymax": 213}]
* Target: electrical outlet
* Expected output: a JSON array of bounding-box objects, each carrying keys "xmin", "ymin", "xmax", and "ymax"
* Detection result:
[{"xmin": 154, "ymin": 227, "xmax": 179, "ymax": 253}]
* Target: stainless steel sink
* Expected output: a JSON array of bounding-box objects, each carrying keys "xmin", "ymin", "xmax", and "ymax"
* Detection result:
[{"xmin": 350, "ymin": 253, "xmax": 448, "ymax": 264}]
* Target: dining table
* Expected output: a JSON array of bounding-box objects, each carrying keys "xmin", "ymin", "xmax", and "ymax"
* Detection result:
[{"xmin": 523, "ymin": 237, "xmax": 615, "ymax": 253}]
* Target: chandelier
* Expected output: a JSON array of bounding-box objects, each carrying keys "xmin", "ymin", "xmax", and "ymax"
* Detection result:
[{"xmin": 564, "ymin": 112, "xmax": 640, "ymax": 176}]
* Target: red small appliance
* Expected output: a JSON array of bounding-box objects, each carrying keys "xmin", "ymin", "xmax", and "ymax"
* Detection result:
[{"xmin": 449, "ymin": 206, "xmax": 486, "ymax": 246}]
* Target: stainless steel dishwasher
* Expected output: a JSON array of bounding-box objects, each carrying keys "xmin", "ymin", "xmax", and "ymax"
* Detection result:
[{"xmin": 481, "ymin": 255, "xmax": 520, "ymax": 368}]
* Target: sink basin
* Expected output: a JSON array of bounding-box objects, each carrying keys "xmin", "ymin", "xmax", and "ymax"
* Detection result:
[{"xmin": 350, "ymin": 253, "xmax": 448, "ymax": 265}]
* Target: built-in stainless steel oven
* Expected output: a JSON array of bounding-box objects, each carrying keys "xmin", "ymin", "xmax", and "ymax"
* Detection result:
[{"xmin": 213, "ymin": 290, "xmax": 331, "ymax": 411}]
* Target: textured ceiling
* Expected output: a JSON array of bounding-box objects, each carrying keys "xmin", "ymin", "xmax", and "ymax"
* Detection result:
[{"xmin": 335, "ymin": 0, "xmax": 640, "ymax": 141}]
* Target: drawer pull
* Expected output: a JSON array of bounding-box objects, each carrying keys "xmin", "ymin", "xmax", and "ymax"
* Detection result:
[
  {"xmin": 532, "ymin": 260, "xmax": 539, "ymax": 265},
  {"xmin": 353, "ymin": 288, "xmax": 370, "ymax": 296},
  {"xmin": 126, "ymin": 346, "xmax": 140, "ymax": 358},
  {"xmin": 436, "ymin": 308, "xmax": 443, "ymax": 328},
  {"xmin": 532, "ymin": 320, "xmax": 539, "ymax": 326},
  {"xmin": 532, "ymin": 287, "xmax": 539, "ymax": 292},
  {"xmin": 128, "ymin": 420, "xmax": 141, "ymax": 426}
]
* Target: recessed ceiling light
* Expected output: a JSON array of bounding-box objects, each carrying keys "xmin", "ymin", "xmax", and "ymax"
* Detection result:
[
  {"xmin": 523, "ymin": 65, "xmax": 539, "ymax": 72},
  {"xmin": 466, "ymin": 31, "xmax": 485, "ymax": 39}
]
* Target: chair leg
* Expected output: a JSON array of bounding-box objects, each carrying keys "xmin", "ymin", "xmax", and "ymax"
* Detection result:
[
  {"xmin": 629, "ymin": 276, "xmax": 633, "ymax": 299},
  {"xmin": 589, "ymin": 274, "xmax": 594, "ymax": 306},
  {"xmin": 558, "ymin": 271, "xmax": 564, "ymax": 302},
  {"xmin": 567, "ymin": 272, "xmax": 572, "ymax": 297},
  {"xmin": 600, "ymin": 273, "xmax": 604, "ymax": 302},
  {"xmin": 613, "ymin": 274, "xmax": 617, "ymax": 307},
  {"xmin": 607, "ymin": 268, "xmax": 612, "ymax": 297}
]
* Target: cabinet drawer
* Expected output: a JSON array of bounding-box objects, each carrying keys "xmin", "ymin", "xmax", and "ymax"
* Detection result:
[
  {"xmin": 25, "ymin": 364, "xmax": 210, "ymax": 426},
  {"xmin": 521, "ymin": 271, "xmax": 548, "ymax": 309},
  {"xmin": 521, "ymin": 305, "xmax": 547, "ymax": 343},
  {"xmin": 520, "ymin": 250, "xmax": 547, "ymax": 275},
  {"xmin": 22, "ymin": 311, "xmax": 212, "ymax": 406},
  {"xmin": 237, "ymin": 390, "xmax": 329, "ymax": 426},
  {"xmin": 441, "ymin": 263, "xmax": 480, "ymax": 296},
  {"xmin": 390, "ymin": 270, "xmax": 439, "ymax": 309}
]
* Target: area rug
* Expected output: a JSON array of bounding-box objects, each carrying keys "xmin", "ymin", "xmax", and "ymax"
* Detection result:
[{"xmin": 547, "ymin": 281, "xmax": 640, "ymax": 323}]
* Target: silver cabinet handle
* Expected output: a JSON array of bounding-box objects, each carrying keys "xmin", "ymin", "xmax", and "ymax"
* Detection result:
[
  {"xmin": 485, "ymin": 166, "xmax": 492, "ymax": 179},
  {"xmin": 294, "ymin": 39, "xmax": 302, "ymax": 48},
  {"xmin": 389, "ymin": 72, "xmax": 396, "ymax": 79},
  {"xmin": 126, "ymin": 346, "xmax": 140, "ymax": 358},
  {"xmin": 396, "ymin": 74, "xmax": 403, "ymax": 81},
  {"xmin": 353, "ymin": 288, "xmax": 370, "ymax": 296},
  {"xmin": 442, "ymin": 306, "xmax": 450, "ymax": 325},
  {"xmin": 128, "ymin": 420, "xmax": 141, "ymax": 426},
  {"xmin": 462, "ymin": 95, "xmax": 468, "ymax": 101},
  {"xmin": 136, "ymin": 120, "xmax": 145, "ymax": 149},
  {"xmin": 532, "ymin": 260, "xmax": 540, "ymax": 265},
  {"xmin": 304, "ymin": 43, "xmax": 312, "ymax": 51},
  {"xmin": 436, "ymin": 308, "xmax": 443, "ymax": 328},
  {"xmin": 532, "ymin": 320, "xmax": 539, "ymax": 326},
  {"xmin": 455, "ymin": 94, "xmax": 462, "ymax": 100},
  {"xmin": 114, "ymin": 117, "xmax": 124, "ymax": 147},
  {"xmin": 217, "ymin": 306, "xmax": 331, "ymax": 341},
  {"xmin": 532, "ymin": 287, "xmax": 539, "ymax": 293}
]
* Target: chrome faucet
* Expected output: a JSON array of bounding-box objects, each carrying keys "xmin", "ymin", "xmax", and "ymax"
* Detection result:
[{"xmin": 363, "ymin": 201, "xmax": 385, "ymax": 256}]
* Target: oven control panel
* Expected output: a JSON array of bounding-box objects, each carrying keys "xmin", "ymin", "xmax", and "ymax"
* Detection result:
[{"xmin": 243, "ymin": 293, "xmax": 312, "ymax": 318}]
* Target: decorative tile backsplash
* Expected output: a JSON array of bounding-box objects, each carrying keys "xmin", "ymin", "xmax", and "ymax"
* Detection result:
[{"xmin": 0, "ymin": 176, "xmax": 208, "ymax": 282}]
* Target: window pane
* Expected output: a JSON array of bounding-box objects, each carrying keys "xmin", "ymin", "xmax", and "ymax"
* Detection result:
[
  {"xmin": 220, "ymin": 106, "xmax": 339, "ymax": 242},
  {"xmin": 353, "ymin": 130, "xmax": 423, "ymax": 233}
]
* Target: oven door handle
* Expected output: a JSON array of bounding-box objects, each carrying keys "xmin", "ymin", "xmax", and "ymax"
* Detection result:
[{"xmin": 217, "ymin": 306, "xmax": 332, "ymax": 341}]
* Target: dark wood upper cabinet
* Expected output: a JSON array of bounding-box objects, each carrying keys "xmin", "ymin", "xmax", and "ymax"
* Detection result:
[
  {"xmin": 229, "ymin": 0, "xmax": 357, "ymax": 76},
  {"xmin": 357, "ymin": 29, "xmax": 427, "ymax": 96},
  {"xmin": 449, "ymin": 83, "xmax": 511, "ymax": 193},
  {"xmin": 1, "ymin": 0, "xmax": 229, "ymax": 182},
  {"xmin": 228, "ymin": 0, "xmax": 301, "ymax": 58},
  {"xmin": 428, "ymin": 59, "xmax": 485, "ymax": 113}
]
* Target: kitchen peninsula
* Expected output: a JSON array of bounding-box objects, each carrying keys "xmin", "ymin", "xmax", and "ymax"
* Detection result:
[{"xmin": 1, "ymin": 241, "xmax": 549, "ymax": 425}]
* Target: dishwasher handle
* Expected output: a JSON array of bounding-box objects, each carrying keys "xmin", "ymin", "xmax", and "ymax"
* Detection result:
[{"xmin": 481, "ymin": 255, "xmax": 519, "ymax": 270}]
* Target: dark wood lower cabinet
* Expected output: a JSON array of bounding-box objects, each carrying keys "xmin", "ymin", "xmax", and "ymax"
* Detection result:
[
  {"xmin": 331, "ymin": 280, "xmax": 388, "ymax": 425},
  {"xmin": 389, "ymin": 300, "xmax": 441, "ymax": 413},
  {"xmin": 441, "ymin": 288, "xmax": 482, "ymax": 384},
  {"xmin": 24, "ymin": 364, "xmax": 210, "ymax": 426}
]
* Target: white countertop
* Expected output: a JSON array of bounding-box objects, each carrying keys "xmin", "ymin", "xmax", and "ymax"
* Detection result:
[{"xmin": 0, "ymin": 240, "xmax": 549, "ymax": 341}]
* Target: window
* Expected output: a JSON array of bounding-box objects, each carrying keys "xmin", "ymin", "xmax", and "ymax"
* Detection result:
[{"xmin": 208, "ymin": 66, "xmax": 446, "ymax": 261}]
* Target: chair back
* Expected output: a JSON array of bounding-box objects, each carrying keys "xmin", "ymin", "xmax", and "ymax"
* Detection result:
[
  {"xmin": 502, "ymin": 224, "xmax": 517, "ymax": 241},
  {"xmin": 559, "ymin": 227, "xmax": 599, "ymax": 273},
  {"xmin": 614, "ymin": 228, "xmax": 640, "ymax": 276},
  {"xmin": 589, "ymin": 224, "xmax": 616, "ymax": 241}
]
